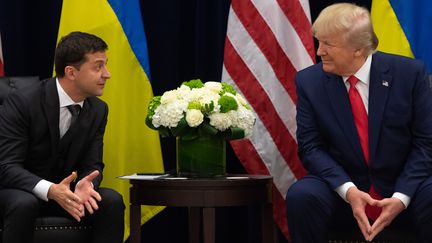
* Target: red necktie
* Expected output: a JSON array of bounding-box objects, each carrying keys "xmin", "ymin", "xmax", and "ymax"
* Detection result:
[{"xmin": 347, "ymin": 75, "xmax": 382, "ymax": 221}]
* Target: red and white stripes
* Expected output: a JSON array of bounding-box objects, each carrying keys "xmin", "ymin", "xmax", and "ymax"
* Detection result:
[{"xmin": 222, "ymin": 0, "xmax": 315, "ymax": 239}]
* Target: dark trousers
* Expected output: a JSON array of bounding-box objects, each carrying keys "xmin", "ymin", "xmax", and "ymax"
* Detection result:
[
  {"xmin": 0, "ymin": 187, "xmax": 125, "ymax": 243},
  {"xmin": 286, "ymin": 175, "xmax": 432, "ymax": 243}
]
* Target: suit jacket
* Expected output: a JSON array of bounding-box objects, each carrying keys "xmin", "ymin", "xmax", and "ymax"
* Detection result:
[
  {"xmin": 296, "ymin": 51, "xmax": 432, "ymax": 198},
  {"xmin": 0, "ymin": 78, "xmax": 107, "ymax": 193}
]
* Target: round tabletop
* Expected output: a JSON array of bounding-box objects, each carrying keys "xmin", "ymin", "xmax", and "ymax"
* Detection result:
[{"xmin": 129, "ymin": 174, "xmax": 273, "ymax": 207}]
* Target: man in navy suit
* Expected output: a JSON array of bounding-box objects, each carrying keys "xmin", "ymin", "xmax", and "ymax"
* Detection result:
[
  {"xmin": 0, "ymin": 32, "xmax": 124, "ymax": 243},
  {"xmin": 286, "ymin": 3, "xmax": 432, "ymax": 243}
]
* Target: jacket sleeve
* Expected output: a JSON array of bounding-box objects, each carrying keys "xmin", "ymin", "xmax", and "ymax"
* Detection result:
[
  {"xmin": 394, "ymin": 63, "xmax": 432, "ymax": 197},
  {"xmin": 0, "ymin": 92, "xmax": 43, "ymax": 192},
  {"xmin": 295, "ymin": 72, "xmax": 352, "ymax": 189}
]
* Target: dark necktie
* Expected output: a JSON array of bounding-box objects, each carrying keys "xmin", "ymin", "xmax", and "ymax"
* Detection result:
[
  {"xmin": 347, "ymin": 75, "xmax": 382, "ymax": 221},
  {"xmin": 67, "ymin": 104, "xmax": 81, "ymax": 128}
]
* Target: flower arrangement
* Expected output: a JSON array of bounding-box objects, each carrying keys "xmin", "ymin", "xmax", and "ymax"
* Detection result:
[{"xmin": 146, "ymin": 79, "xmax": 255, "ymax": 140}]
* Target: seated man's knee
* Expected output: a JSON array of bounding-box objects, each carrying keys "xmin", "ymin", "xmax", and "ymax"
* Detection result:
[
  {"xmin": 286, "ymin": 177, "xmax": 333, "ymax": 214},
  {"xmin": 287, "ymin": 180, "xmax": 318, "ymax": 204},
  {"xmin": 98, "ymin": 188, "xmax": 125, "ymax": 211},
  {"xmin": 7, "ymin": 190, "xmax": 39, "ymax": 217}
]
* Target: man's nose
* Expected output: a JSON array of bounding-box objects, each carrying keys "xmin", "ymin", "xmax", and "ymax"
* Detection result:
[
  {"xmin": 102, "ymin": 66, "xmax": 111, "ymax": 79},
  {"xmin": 316, "ymin": 43, "xmax": 326, "ymax": 56}
]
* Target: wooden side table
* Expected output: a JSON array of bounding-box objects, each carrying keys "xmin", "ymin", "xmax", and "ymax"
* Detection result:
[{"xmin": 127, "ymin": 175, "xmax": 274, "ymax": 243}]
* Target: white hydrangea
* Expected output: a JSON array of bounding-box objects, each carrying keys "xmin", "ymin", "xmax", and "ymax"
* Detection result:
[
  {"xmin": 232, "ymin": 105, "xmax": 255, "ymax": 137},
  {"xmin": 197, "ymin": 88, "xmax": 219, "ymax": 108},
  {"xmin": 208, "ymin": 111, "xmax": 234, "ymax": 131},
  {"xmin": 152, "ymin": 99, "xmax": 188, "ymax": 128},
  {"xmin": 186, "ymin": 109, "xmax": 204, "ymax": 127}
]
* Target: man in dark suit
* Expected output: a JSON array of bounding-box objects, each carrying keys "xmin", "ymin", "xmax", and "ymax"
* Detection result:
[
  {"xmin": 286, "ymin": 3, "xmax": 432, "ymax": 243},
  {"xmin": 0, "ymin": 31, "xmax": 125, "ymax": 243}
]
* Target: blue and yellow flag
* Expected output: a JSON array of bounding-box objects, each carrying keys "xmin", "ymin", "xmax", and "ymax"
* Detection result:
[
  {"xmin": 372, "ymin": 0, "xmax": 432, "ymax": 72},
  {"xmin": 56, "ymin": 0, "xmax": 165, "ymax": 239}
]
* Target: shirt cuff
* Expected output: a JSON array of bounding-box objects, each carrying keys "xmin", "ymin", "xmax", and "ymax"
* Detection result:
[
  {"xmin": 392, "ymin": 192, "xmax": 411, "ymax": 208},
  {"xmin": 32, "ymin": 179, "xmax": 54, "ymax": 201},
  {"xmin": 335, "ymin": 182, "xmax": 356, "ymax": 202}
]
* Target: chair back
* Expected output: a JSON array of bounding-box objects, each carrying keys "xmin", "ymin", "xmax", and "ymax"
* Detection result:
[{"xmin": 0, "ymin": 76, "xmax": 40, "ymax": 105}]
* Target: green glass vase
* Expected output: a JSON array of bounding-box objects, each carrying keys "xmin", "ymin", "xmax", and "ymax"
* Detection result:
[{"xmin": 176, "ymin": 135, "xmax": 226, "ymax": 178}]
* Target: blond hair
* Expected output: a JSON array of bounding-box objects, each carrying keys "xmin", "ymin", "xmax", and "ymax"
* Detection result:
[{"xmin": 312, "ymin": 3, "xmax": 378, "ymax": 55}]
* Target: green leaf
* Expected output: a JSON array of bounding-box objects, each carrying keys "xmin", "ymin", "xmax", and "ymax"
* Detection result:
[
  {"xmin": 170, "ymin": 117, "xmax": 189, "ymax": 136},
  {"xmin": 158, "ymin": 127, "xmax": 172, "ymax": 137},
  {"xmin": 201, "ymin": 101, "xmax": 215, "ymax": 115},
  {"xmin": 181, "ymin": 131, "xmax": 199, "ymax": 141},
  {"xmin": 223, "ymin": 127, "xmax": 245, "ymax": 140},
  {"xmin": 199, "ymin": 121, "xmax": 219, "ymax": 136},
  {"xmin": 145, "ymin": 116, "xmax": 157, "ymax": 130}
]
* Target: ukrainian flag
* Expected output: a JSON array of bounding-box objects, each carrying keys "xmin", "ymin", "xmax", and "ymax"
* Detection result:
[
  {"xmin": 372, "ymin": 0, "xmax": 432, "ymax": 72},
  {"xmin": 56, "ymin": 0, "xmax": 165, "ymax": 239}
]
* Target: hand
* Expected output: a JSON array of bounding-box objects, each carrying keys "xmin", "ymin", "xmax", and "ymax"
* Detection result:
[
  {"xmin": 346, "ymin": 187, "xmax": 379, "ymax": 241},
  {"xmin": 367, "ymin": 197, "xmax": 405, "ymax": 241},
  {"xmin": 48, "ymin": 172, "xmax": 84, "ymax": 221},
  {"xmin": 74, "ymin": 170, "xmax": 102, "ymax": 215}
]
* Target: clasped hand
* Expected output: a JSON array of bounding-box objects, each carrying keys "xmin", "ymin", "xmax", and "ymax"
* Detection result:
[
  {"xmin": 346, "ymin": 187, "xmax": 405, "ymax": 242},
  {"xmin": 47, "ymin": 170, "xmax": 102, "ymax": 221}
]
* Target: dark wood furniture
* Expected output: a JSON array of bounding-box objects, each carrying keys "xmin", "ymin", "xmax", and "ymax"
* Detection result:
[{"xmin": 127, "ymin": 175, "xmax": 274, "ymax": 243}]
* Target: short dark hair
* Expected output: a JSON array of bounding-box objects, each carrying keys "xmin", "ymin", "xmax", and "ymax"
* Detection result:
[{"xmin": 54, "ymin": 31, "xmax": 108, "ymax": 77}]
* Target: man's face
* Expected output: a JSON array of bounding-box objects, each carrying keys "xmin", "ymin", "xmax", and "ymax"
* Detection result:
[
  {"xmin": 315, "ymin": 33, "xmax": 358, "ymax": 76},
  {"xmin": 73, "ymin": 51, "xmax": 110, "ymax": 99}
]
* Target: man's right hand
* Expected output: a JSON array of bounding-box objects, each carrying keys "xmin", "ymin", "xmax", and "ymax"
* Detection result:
[
  {"xmin": 47, "ymin": 172, "xmax": 84, "ymax": 221},
  {"xmin": 346, "ymin": 186, "xmax": 379, "ymax": 241}
]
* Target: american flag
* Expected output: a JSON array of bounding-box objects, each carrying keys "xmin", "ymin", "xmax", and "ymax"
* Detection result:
[
  {"xmin": 222, "ymin": 0, "xmax": 315, "ymax": 239},
  {"xmin": 0, "ymin": 32, "xmax": 4, "ymax": 76}
]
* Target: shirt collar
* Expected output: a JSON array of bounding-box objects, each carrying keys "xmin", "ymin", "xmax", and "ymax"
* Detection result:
[
  {"xmin": 343, "ymin": 54, "xmax": 372, "ymax": 85},
  {"xmin": 56, "ymin": 78, "xmax": 84, "ymax": 108}
]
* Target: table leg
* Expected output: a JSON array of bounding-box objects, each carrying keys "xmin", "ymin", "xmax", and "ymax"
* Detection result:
[
  {"xmin": 189, "ymin": 207, "xmax": 201, "ymax": 243},
  {"xmin": 261, "ymin": 202, "xmax": 275, "ymax": 243},
  {"xmin": 203, "ymin": 207, "xmax": 215, "ymax": 243},
  {"xmin": 130, "ymin": 204, "xmax": 141, "ymax": 243}
]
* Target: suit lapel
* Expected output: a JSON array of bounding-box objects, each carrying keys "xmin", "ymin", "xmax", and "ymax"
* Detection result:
[
  {"xmin": 42, "ymin": 78, "xmax": 60, "ymax": 155},
  {"xmin": 324, "ymin": 74, "xmax": 365, "ymax": 163},
  {"xmin": 368, "ymin": 53, "xmax": 392, "ymax": 162}
]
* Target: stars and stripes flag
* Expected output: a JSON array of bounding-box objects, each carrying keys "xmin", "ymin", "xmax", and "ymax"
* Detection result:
[
  {"xmin": 0, "ymin": 32, "xmax": 4, "ymax": 76},
  {"xmin": 222, "ymin": 0, "xmax": 315, "ymax": 239}
]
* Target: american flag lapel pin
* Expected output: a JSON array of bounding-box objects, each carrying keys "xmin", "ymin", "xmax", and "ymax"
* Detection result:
[{"xmin": 382, "ymin": 80, "xmax": 389, "ymax": 87}]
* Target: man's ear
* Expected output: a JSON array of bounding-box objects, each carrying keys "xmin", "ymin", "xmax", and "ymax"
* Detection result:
[
  {"xmin": 64, "ymin": 66, "xmax": 76, "ymax": 80},
  {"xmin": 354, "ymin": 48, "xmax": 366, "ymax": 58}
]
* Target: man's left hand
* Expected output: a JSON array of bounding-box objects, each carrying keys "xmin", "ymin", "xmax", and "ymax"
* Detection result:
[
  {"xmin": 367, "ymin": 197, "xmax": 405, "ymax": 241},
  {"xmin": 74, "ymin": 170, "xmax": 102, "ymax": 215}
]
